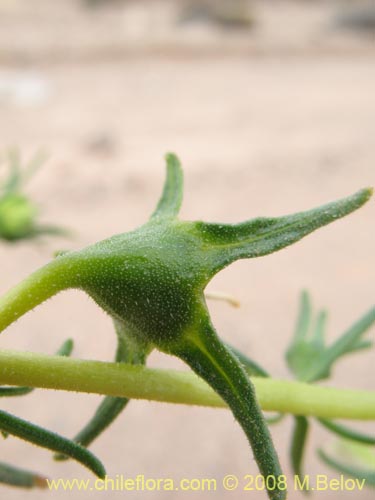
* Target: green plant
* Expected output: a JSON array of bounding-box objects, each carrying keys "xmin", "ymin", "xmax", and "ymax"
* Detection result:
[
  {"xmin": 0, "ymin": 150, "xmax": 67, "ymax": 242},
  {"xmin": 264, "ymin": 290, "xmax": 374, "ymax": 491},
  {"xmin": 0, "ymin": 154, "xmax": 373, "ymax": 499}
]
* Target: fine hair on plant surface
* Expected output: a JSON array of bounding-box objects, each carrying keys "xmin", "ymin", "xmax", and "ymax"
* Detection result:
[{"xmin": 0, "ymin": 154, "xmax": 374, "ymax": 499}]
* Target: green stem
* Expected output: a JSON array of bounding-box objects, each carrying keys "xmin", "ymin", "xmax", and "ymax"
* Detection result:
[
  {"xmin": 171, "ymin": 324, "xmax": 285, "ymax": 500},
  {"xmin": 0, "ymin": 350, "xmax": 374, "ymax": 420},
  {"xmin": 0, "ymin": 338, "xmax": 73, "ymax": 397},
  {"xmin": 0, "ymin": 256, "xmax": 75, "ymax": 333}
]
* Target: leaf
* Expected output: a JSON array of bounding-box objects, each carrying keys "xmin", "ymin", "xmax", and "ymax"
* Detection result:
[
  {"xmin": 194, "ymin": 187, "xmax": 373, "ymax": 271},
  {"xmin": 1, "ymin": 149, "xmax": 22, "ymax": 195},
  {"xmin": 29, "ymin": 224, "xmax": 73, "ymax": 239},
  {"xmin": 0, "ymin": 386, "xmax": 33, "ymax": 397},
  {"xmin": 226, "ymin": 343, "xmax": 270, "ymax": 377},
  {"xmin": 317, "ymin": 418, "xmax": 375, "ymax": 445},
  {"xmin": 290, "ymin": 416, "xmax": 310, "ymax": 492},
  {"xmin": 318, "ymin": 447, "xmax": 375, "ymax": 487},
  {"xmin": 0, "ymin": 461, "xmax": 47, "ymax": 489},
  {"xmin": 151, "ymin": 153, "xmax": 183, "ymax": 219},
  {"xmin": 313, "ymin": 306, "xmax": 375, "ymax": 381},
  {"xmin": 0, "ymin": 409, "xmax": 105, "ymax": 478},
  {"xmin": 344, "ymin": 339, "xmax": 373, "ymax": 355},
  {"xmin": 56, "ymin": 338, "xmax": 74, "ymax": 357},
  {"xmin": 286, "ymin": 293, "xmax": 375, "ymax": 383},
  {"xmin": 54, "ymin": 322, "xmax": 148, "ymax": 460},
  {"xmin": 294, "ymin": 290, "xmax": 311, "ymax": 342}
]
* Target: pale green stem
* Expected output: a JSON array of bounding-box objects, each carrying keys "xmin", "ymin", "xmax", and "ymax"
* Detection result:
[
  {"xmin": 0, "ymin": 350, "xmax": 374, "ymax": 420},
  {"xmin": 0, "ymin": 257, "xmax": 76, "ymax": 333}
]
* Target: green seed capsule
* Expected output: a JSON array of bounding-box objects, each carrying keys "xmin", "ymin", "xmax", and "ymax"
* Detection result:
[
  {"xmin": 0, "ymin": 150, "xmax": 69, "ymax": 242},
  {"xmin": 0, "ymin": 153, "xmax": 372, "ymax": 500},
  {"xmin": 0, "ymin": 194, "xmax": 37, "ymax": 241}
]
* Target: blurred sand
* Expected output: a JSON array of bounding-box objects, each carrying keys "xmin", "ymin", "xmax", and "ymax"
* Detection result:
[{"xmin": 0, "ymin": 1, "xmax": 374, "ymax": 499}]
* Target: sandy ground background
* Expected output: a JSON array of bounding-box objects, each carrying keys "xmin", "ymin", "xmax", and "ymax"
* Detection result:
[{"xmin": 0, "ymin": 1, "xmax": 374, "ymax": 499}]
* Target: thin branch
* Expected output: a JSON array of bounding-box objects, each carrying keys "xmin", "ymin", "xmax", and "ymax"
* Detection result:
[{"xmin": 0, "ymin": 350, "xmax": 374, "ymax": 421}]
